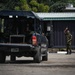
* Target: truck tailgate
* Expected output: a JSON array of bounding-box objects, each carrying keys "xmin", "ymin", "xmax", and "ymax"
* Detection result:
[
  {"xmin": 0, "ymin": 43, "xmax": 33, "ymax": 48},
  {"xmin": 0, "ymin": 43, "xmax": 35, "ymax": 53}
]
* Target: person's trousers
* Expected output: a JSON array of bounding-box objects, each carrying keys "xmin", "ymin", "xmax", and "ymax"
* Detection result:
[{"xmin": 66, "ymin": 44, "xmax": 71, "ymax": 54}]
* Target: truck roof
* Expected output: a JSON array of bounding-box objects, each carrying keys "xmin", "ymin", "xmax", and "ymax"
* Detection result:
[{"xmin": 0, "ymin": 10, "xmax": 40, "ymax": 20}]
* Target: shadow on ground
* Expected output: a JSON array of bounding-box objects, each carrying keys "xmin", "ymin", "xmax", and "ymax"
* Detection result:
[{"xmin": 5, "ymin": 60, "xmax": 35, "ymax": 64}]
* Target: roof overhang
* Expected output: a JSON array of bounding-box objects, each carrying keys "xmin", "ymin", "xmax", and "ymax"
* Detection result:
[
  {"xmin": 42, "ymin": 17, "xmax": 75, "ymax": 21},
  {"xmin": 36, "ymin": 12, "xmax": 75, "ymax": 21}
]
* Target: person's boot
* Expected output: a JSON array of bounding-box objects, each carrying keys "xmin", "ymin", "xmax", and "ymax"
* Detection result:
[
  {"xmin": 66, "ymin": 50, "xmax": 69, "ymax": 54},
  {"xmin": 69, "ymin": 50, "xmax": 71, "ymax": 54}
]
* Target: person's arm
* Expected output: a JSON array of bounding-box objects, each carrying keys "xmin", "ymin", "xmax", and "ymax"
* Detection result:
[{"xmin": 64, "ymin": 27, "xmax": 68, "ymax": 34}]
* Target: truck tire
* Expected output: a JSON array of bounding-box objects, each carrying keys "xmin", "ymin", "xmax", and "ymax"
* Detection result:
[
  {"xmin": 10, "ymin": 55, "xmax": 16, "ymax": 61},
  {"xmin": 42, "ymin": 51, "xmax": 48, "ymax": 61},
  {"xmin": 0, "ymin": 53, "xmax": 6, "ymax": 63},
  {"xmin": 34, "ymin": 47, "xmax": 41, "ymax": 63}
]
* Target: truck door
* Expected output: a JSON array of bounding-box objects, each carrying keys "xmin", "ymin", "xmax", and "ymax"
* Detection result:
[{"xmin": 46, "ymin": 24, "xmax": 53, "ymax": 47}]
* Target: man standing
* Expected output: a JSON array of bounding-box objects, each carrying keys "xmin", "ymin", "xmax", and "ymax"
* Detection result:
[{"xmin": 64, "ymin": 27, "xmax": 72, "ymax": 54}]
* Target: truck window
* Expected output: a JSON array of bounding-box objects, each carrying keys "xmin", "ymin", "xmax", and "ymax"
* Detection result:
[
  {"xmin": 0, "ymin": 18, "xmax": 4, "ymax": 33},
  {"xmin": 0, "ymin": 17, "xmax": 35, "ymax": 43}
]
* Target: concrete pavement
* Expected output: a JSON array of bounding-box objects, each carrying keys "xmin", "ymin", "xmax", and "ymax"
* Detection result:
[
  {"xmin": 42, "ymin": 53, "xmax": 75, "ymax": 67},
  {"xmin": 5, "ymin": 52, "xmax": 75, "ymax": 67}
]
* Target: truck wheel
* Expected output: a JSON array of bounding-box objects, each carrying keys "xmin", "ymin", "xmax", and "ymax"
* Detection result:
[
  {"xmin": 0, "ymin": 53, "xmax": 6, "ymax": 63},
  {"xmin": 42, "ymin": 51, "xmax": 48, "ymax": 61},
  {"xmin": 10, "ymin": 55, "xmax": 16, "ymax": 61},
  {"xmin": 34, "ymin": 47, "xmax": 41, "ymax": 63}
]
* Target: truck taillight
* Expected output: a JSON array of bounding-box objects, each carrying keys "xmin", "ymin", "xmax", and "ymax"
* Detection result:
[{"xmin": 32, "ymin": 36, "xmax": 37, "ymax": 45}]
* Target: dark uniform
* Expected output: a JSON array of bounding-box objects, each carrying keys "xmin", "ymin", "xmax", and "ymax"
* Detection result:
[{"xmin": 64, "ymin": 28, "xmax": 72, "ymax": 54}]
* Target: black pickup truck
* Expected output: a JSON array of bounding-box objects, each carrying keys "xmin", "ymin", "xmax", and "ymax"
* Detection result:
[{"xmin": 0, "ymin": 10, "xmax": 48, "ymax": 63}]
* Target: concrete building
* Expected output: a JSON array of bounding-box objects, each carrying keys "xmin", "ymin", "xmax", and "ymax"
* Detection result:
[{"xmin": 36, "ymin": 12, "xmax": 75, "ymax": 48}]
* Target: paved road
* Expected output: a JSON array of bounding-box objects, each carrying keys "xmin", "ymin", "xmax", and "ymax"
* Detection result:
[
  {"xmin": 0, "ymin": 53, "xmax": 75, "ymax": 75},
  {"xmin": 5, "ymin": 53, "xmax": 75, "ymax": 67},
  {"xmin": 0, "ymin": 65, "xmax": 75, "ymax": 75}
]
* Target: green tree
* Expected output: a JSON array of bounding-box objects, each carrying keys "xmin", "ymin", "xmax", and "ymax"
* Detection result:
[
  {"xmin": 0, "ymin": 0, "xmax": 75, "ymax": 12},
  {"xmin": 50, "ymin": 1, "xmax": 66, "ymax": 12},
  {"xmin": 21, "ymin": 4, "xmax": 31, "ymax": 11},
  {"xmin": 38, "ymin": 3, "xmax": 49, "ymax": 12},
  {"xmin": 14, "ymin": 6, "xmax": 20, "ymax": 10},
  {"xmin": 0, "ymin": 0, "xmax": 18, "ymax": 10},
  {"xmin": 29, "ymin": 0, "xmax": 38, "ymax": 12},
  {"xmin": 29, "ymin": 0, "xmax": 39, "ymax": 7},
  {"xmin": 38, "ymin": 3, "xmax": 44, "ymax": 12},
  {"xmin": 68, "ymin": 0, "xmax": 75, "ymax": 3},
  {"xmin": 19, "ymin": 0, "xmax": 31, "ymax": 10},
  {"xmin": 44, "ymin": 5, "xmax": 49, "ymax": 12},
  {"xmin": 32, "ymin": 7, "xmax": 38, "ymax": 12},
  {"xmin": 29, "ymin": 0, "xmax": 49, "ymax": 12},
  {"xmin": 67, "ymin": 0, "xmax": 75, "ymax": 6}
]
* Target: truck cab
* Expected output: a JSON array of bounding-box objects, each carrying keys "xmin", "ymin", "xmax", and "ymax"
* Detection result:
[{"xmin": 0, "ymin": 10, "xmax": 48, "ymax": 63}]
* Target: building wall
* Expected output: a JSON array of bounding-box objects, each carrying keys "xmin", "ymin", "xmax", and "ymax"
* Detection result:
[{"xmin": 53, "ymin": 20, "xmax": 75, "ymax": 48}]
